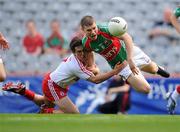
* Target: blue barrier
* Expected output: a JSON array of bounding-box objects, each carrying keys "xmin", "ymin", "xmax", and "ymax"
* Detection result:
[{"xmin": 0, "ymin": 76, "xmax": 180, "ymax": 114}]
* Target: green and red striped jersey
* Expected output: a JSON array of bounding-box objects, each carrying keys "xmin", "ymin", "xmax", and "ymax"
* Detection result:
[{"xmin": 82, "ymin": 23, "xmax": 127, "ymax": 68}]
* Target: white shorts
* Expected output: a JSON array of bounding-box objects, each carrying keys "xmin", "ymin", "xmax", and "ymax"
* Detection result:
[
  {"xmin": 118, "ymin": 65, "xmax": 132, "ymax": 80},
  {"xmin": 133, "ymin": 46, "xmax": 151, "ymax": 69},
  {"xmin": 118, "ymin": 45, "xmax": 151, "ymax": 80},
  {"xmin": 118, "ymin": 64, "xmax": 145, "ymax": 80}
]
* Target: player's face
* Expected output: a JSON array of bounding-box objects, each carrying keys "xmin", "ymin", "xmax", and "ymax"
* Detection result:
[
  {"xmin": 74, "ymin": 46, "xmax": 85, "ymax": 62},
  {"xmin": 82, "ymin": 22, "xmax": 98, "ymax": 40}
]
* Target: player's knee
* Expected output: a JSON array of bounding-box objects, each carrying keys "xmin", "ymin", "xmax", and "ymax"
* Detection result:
[
  {"xmin": 72, "ymin": 108, "xmax": 80, "ymax": 114},
  {"xmin": 151, "ymin": 62, "xmax": 159, "ymax": 73},
  {"xmin": 67, "ymin": 109, "xmax": 80, "ymax": 114},
  {"xmin": 142, "ymin": 85, "xmax": 151, "ymax": 94},
  {"xmin": 61, "ymin": 106, "xmax": 80, "ymax": 114},
  {"xmin": 137, "ymin": 88, "xmax": 150, "ymax": 94},
  {"xmin": 142, "ymin": 62, "xmax": 158, "ymax": 74},
  {"xmin": 146, "ymin": 65, "xmax": 158, "ymax": 74},
  {"xmin": 143, "ymin": 87, "xmax": 150, "ymax": 94},
  {"xmin": 137, "ymin": 85, "xmax": 151, "ymax": 94},
  {"xmin": 151, "ymin": 66, "xmax": 158, "ymax": 74}
]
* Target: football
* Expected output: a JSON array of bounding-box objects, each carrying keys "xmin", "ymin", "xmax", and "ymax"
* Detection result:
[{"xmin": 108, "ymin": 17, "xmax": 128, "ymax": 36}]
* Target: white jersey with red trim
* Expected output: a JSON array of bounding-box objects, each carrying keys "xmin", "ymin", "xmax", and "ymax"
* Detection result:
[{"xmin": 50, "ymin": 54, "xmax": 93, "ymax": 88}]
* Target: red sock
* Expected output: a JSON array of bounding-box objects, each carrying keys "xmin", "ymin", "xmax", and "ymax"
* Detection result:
[
  {"xmin": 42, "ymin": 108, "xmax": 54, "ymax": 114},
  {"xmin": 23, "ymin": 89, "xmax": 35, "ymax": 100},
  {"xmin": 176, "ymin": 85, "xmax": 180, "ymax": 94}
]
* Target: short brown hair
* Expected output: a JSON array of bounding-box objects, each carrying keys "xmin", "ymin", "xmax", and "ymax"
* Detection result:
[
  {"xmin": 70, "ymin": 37, "xmax": 82, "ymax": 53},
  {"xmin": 80, "ymin": 15, "xmax": 95, "ymax": 28}
]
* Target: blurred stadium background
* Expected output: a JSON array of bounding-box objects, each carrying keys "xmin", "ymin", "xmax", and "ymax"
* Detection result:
[
  {"xmin": 0, "ymin": 0, "xmax": 179, "ymax": 74},
  {"xmin": 0, "ymin": 0, "xmax": 180, "ymax": 115}
]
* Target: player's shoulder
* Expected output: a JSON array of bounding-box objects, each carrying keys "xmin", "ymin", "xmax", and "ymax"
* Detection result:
[
  {"xmin": 97, "ymin": 22, "xmax": 110, "ymax": 34},
  {"xmin": 82, "ymin": 37, "xmax": 93, "ymax": 51},
  {"xmin": 67, "ymin": 54, "xmax": 76, "ymax": 62},
  {"xmin": 69, "ymin": 54, "xmax": 79, "ymax": 64},
  {"xmin": 97, "ymin": 22, "xmax": 108, "ymax": 27},
  {"xmin": 82, "ymin": 36, "xmax": 89, "ymax": 48},
  {"xmin": 69, "ymin": 54, "xmax": 85, "ymax": 71},
  {"xmin": 62, "ymin": 54, "xmax": 80, "ymax": 70}
]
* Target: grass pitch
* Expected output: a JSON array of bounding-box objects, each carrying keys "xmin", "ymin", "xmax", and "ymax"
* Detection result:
[{"xmin": 0, "ymin": 114, "xmax": 179, "ymax": 132}]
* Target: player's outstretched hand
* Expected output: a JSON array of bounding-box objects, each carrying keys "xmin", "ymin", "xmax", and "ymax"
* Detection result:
[
  {"xmin": 114, "ymin": 61, "xmax": 127, "ymax": 74},
  {"xmin": 128, "ymin": 59, "xmax": 139, "ymax": 75},
  {"xmin": 0, "ymin": 33, "xmax": 10, "ymax": 50}
]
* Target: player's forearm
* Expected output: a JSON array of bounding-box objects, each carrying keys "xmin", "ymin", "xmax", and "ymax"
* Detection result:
[
  {"xmin": 85, "ymin": 51, "xmax": 95, "ymax": 67},
  {"xmin": 120, "ymin": 33, "xmax": 134, "ymax": 60},
  {"xmin": 88, "ymin": 70, "xmax": 117, "ymax": 84}
]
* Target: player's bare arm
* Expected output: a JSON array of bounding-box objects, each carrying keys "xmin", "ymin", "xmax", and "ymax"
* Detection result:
[
  {"xmin": 0, "ymin": 33, "xmax": 10, "ymax": 50},
  {"xmin": 118, "ymin": 33, "xmax": 139, "ymax": 75},
  {"xmin": 87, "ymin": 62, "xmax": 125, "ymax": 84},
  {"xmin": 84, "ymin": 50, "xmax": 95, "ymax": 67},
  {"xmin": 84, "ymin": 49, "xmax": 100, "ymax": 75}
]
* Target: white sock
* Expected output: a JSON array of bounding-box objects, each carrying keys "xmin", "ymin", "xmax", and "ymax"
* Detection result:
[{"xmin": 172, "ymin": 89, "xmax": 180, "ymax": 102}]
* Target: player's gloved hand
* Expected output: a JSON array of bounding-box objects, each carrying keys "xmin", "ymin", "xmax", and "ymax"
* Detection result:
[
  {"xmin": 128, "ymin": 59, "xmax": 139, "ymax": 75},
  {"xmin": 0, "ymin": 33, "xmax": 10, "ymax": 50}
]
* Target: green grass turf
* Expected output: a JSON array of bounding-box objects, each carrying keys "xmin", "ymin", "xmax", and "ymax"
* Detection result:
[{"xmin": 0, "ymin": 114, "xmax": 179, "ymax": 132}]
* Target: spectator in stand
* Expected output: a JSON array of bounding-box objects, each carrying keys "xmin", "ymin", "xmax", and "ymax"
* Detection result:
[
  {"xmin": 23, "ymin": 19, "xmax": 44, "ymax": 56},
  {"xmin": 98, "ymin": 75, "xmax": 131, "ymax": 114},
  {"xmin": 44, "ymin": 19, "xmax": 69, "ymax": 57},
  {"xmin": 148, "ymin": 7, "xmax": 179, "ymax": 45}
]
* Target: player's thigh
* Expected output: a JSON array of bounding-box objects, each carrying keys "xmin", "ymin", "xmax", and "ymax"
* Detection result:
[
  {"xmin": 55, "ymin": 96, "xmax": 80, "ymax": 114},
  {"xmin": 140, "ymin": 61, "xmax": 158, "ymax": 74},
  {"xmin": 127, "ymin": 72, "xmax": 151, "ymax": 94}
]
